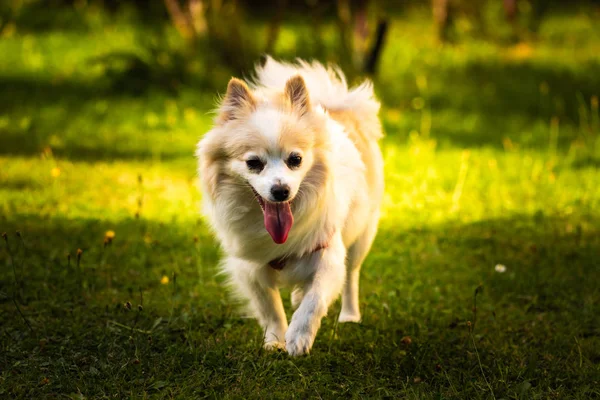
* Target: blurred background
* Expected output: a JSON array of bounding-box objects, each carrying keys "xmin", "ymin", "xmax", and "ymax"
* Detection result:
[
  {"xmin": 1, "ymin": 1, "xmax": 599, "ymax": 398},
  {"xmin": 1, "ymin": 0, "xmax": 599, "ymax": 166}
]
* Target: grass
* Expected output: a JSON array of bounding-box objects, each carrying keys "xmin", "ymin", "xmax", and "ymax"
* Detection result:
[{"xmin": 1, "ymin": 4, "xmax": 600, "ymax": 399}]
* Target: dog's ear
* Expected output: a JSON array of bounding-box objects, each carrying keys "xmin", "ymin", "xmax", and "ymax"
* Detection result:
[
  {"xmin": 285, "ymin": 75, "xmax": 310, "ymax": 116},
  {"xmin": 218, "ymin": 78, "xmax": 256, "ymax": 123}
]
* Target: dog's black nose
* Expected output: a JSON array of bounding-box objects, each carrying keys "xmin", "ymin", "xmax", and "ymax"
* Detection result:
[{"xmin": 270, "ymin": 184, "xmax": 290, "ymax": 202}]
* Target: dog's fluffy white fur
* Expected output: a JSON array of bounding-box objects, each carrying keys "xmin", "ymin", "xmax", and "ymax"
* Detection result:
[{"xmin": 196, "ymin": 57, "xmax": 384, "ymax": 355}]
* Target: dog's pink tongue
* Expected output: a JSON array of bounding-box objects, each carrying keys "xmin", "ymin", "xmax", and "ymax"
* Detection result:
[{"xmin": 263, "ymin": 202, "xmax": 293, "ymax": 244}]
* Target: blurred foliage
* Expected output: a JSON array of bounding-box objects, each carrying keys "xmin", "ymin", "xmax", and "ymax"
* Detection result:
[{"xmin": 3, "ymin": 0, "xmax": 599, "ymax": 82}]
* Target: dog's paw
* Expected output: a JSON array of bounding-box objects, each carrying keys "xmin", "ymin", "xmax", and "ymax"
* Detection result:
[
  {"xmin": 338, "ymin": 311, "xmax": 361, "ymax": 323},
  {"xmin": 263, "ymin": 341, "xmax": 286, "ymax": 351},
  {"xmin": 285, "ymin": 323, "xmax": 315, "ymax": 356},
  {"xmin": 285, "ymin": 333, "xmax": 313, "ymax": 356}
]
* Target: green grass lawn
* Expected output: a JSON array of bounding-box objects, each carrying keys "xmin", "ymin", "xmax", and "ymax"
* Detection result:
[{"xmin": 1, "ymin": 6, "xmax": 600, "ymax": 399}]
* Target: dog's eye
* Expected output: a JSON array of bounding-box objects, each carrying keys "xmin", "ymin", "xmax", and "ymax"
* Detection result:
[
  {"xmin": 287, "ymin": 153, "xmax": 302, "ymax": 168},
  {"xmin": 246, "ymin": 158, "xmax": 264, "ymax": 172}
]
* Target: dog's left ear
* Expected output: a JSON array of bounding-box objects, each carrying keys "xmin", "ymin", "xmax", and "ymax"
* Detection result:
[{"xmin": 285, "ymin": 75, "xmax": 310, "ymax": 116}]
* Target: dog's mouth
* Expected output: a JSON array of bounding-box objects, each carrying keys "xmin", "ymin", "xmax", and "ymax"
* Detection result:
[{"xmin": 251, "ymin": 187, "xmax": 294, "ymax": 245}]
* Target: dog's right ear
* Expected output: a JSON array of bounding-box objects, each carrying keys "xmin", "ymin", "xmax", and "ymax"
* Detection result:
[{"xmin": 218, "ymin": 78, "xmax": 256, "ymax": 124}]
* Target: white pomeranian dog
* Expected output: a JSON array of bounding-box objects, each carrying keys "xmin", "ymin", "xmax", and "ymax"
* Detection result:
[{"xmin": 196, "ymin": 57, "xmax": 384, "ymax": 356}]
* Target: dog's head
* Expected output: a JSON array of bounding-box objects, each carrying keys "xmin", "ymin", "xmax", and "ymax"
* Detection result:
[{"xmin": 198, "ymin": 75, "xmax": 328, "ymax": 244}]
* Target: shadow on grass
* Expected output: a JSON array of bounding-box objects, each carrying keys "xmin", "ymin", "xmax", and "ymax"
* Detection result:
[
  {"xmin": 0, "ymin": 178, "xmax": 41, "ymax": 191},
  {"xmin": 431, "ymin": 60, "xmax": 600, "ymax": 121},
  {"xmin": 380, "ymin": 59, "xmax": 600, "ymax": 149},
  {"xmin": 0, "ymin": 76, "xmax": 102, "ymax": 113},
  {"xmin": 570, "ymin": 155, "xmax": 600, "ymax": 170},
  {"xmin": 0, "ymin": 131, "xmax": 191, "ymax": 162},
  {"xmin": 1, "ymin": 211, "xmax": 599, "ymax": 397},
  {"xmin": 0, "ymin": 75, "xmax": 204, "ymax": 162}
]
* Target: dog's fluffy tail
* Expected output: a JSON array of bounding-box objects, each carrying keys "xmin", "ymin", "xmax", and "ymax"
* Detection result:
[{"xmin": 253, "ymin": 56, "xmax": 381, "ymax": 138}]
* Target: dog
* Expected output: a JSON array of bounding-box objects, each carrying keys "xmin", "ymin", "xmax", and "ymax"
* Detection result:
[{"xmin": 196, "ymin": 57, "xmax": 384, "ymax": 356}]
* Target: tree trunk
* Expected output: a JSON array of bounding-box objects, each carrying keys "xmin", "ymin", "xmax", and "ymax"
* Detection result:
[
  {"xmin": 503, "ymin": 0, "xmax": 517, "ymax": 22},
  {"xmin": 164, "ymin": 0, "xmax": 195, "ymax": 39},
  {"xmin": 364, "ymin": 19, "xmax": 388, "ymax": 76},
  {"xmin": 188, "ymin": 0, "xmax": 207, "ymax": 36},
  {"xmin": 432, "ymin": 0, "xmax": 450, "ymax": 42}
]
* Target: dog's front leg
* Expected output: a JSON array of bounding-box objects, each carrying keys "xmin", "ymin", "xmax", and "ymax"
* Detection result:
[
  {"xmin": 285, "ymin": 233, "xmax": 346, "ymax": 356},
  {"xmin": 224, "ymin": 257, "xmax": 288, "ymax": 350}
]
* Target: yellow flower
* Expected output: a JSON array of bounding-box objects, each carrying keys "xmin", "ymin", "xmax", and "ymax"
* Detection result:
[
  {"xmin": 105, "ymin": 230, "xmax": 116, "ymax": 239},
  {"xmin": 51, "ymin": 167, "xmax": 61, "ymax": 177},
  {"xmin": 160, "ymin": 275, "xmax": 169, "ymax": 285}
]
